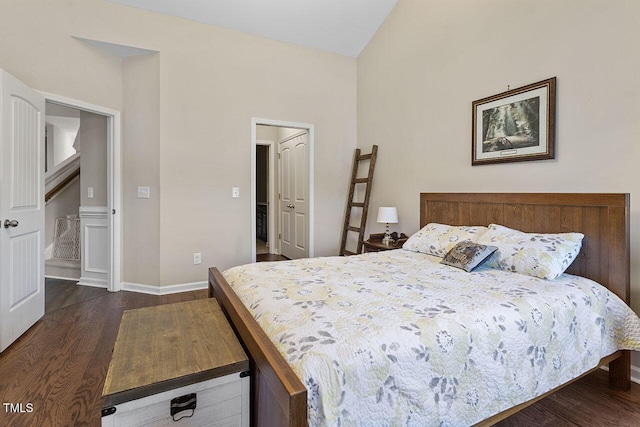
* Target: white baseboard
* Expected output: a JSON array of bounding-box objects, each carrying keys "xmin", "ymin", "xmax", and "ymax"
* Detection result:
[
  {"xmin": 45, "ymin": 275, "xmax": 79, "ymax": 281},
  {"xmin": 122, "ymin": 281, "xmax": 208, "ymax": 295},
  {"xmin": 632, "ymin": 363, "xmax": 640, "ymax": 384},
  {"xmin": 77, "ymin": 277, "xmax": 108, "ymax": 289},
  {"xmin": 600, "ymin": 360, "xmax": 640, "ymax": 385}
]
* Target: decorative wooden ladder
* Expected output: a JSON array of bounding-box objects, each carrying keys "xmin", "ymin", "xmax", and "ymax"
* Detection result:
[{"xmin": 339, "ymin": 145, "xmax": 378, "ymax": 256}]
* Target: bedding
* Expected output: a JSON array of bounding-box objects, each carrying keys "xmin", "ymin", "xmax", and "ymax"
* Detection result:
[
  {"xmin": 402, "ymin": 223, "xmax": 488, "ymax": 257},
  {"xmin": 223, "ymin": 250, "xmax": 640, "ymax": 426},
  {"xmin": 476, "ymin": 224, "xmax": 584, "ymax": 280}
]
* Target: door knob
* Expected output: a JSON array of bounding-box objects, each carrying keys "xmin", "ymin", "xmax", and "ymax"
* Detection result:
[{"xmin": 4, "ymin": 219, "xmax": 19, "ymax": 228}]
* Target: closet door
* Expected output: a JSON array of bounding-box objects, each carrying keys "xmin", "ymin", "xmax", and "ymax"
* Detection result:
[{"xmin": 279, "ymin": 133, "xmax": 308, "ymax": 260}]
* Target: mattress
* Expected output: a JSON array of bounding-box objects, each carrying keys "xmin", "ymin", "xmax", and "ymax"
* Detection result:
[{"xmin": 223, "ymin": 250, "xmax": 640, "ymax": 426}]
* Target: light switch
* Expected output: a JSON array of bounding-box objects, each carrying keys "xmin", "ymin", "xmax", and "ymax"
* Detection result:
[
  {"xmin": 137, "ymin": 186, "xmax": 150, "ymax": 199},
  {"xmin": 87, "ymin": 187, "xmax": 94, "ymax": 199},
  {"xmin": 232, "ymin": 187, "xmax": 240, "ymax": 198}
]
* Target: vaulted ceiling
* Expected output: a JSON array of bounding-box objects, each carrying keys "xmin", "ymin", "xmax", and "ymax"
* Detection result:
[{"xmin": 105, "ymin": 0, "xmax": 398, "ymax": 58}]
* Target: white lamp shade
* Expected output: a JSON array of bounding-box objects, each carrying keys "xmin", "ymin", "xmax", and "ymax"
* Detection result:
[{"xmin": 377, "ymin": 207, "xmax": 398, "ymax": 224}]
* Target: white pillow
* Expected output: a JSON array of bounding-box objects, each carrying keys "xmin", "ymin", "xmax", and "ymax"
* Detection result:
[
  {"xmin": 476, "ymin": 224, "xmax": 584, "ymax": 280},
  {"xmin": 402, "ymin": 223, "xmax": 488, "ymax": 258}
]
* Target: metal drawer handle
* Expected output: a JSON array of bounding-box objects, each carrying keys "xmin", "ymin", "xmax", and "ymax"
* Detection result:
[
  {"xmin": 4, "ymin": 219, "xmax": 19, "ymax": 229},
  {"xmin": 171, "ymin": 393, "xmax": 197, "ymax": 421}
]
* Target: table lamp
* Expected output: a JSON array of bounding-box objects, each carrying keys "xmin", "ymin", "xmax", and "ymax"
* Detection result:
[{"xmin": 377, "ymin": 207, "xmax": 398, "ymax": 246}]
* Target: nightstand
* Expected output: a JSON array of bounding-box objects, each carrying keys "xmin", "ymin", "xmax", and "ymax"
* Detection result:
[
  {"xmin": 101, "ymin": 299, "xmax": 249, "ymax": 426},
  {"xmin": 363, "ymin": 232, "xmax": 408, "ymax": 252}
]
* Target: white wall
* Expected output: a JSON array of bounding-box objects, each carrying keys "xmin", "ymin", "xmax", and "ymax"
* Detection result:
[
  {"xmin": 46, "ymin": 102, "xmax": 81, "ymax": 170},
  {"xmin": 0, "ymin": 0, "xmax": 357, "ymax": 287},
  {"xmin": 51, "ymin": 119, "xmax": 79, "ymax": 166},
  {"xmin": 122, "ymin": 53, "xmax": 160, "ymax": 285},
  {"xmin": 79, "ymin": 111, "xmax": 108, "ymax": 207},
  {"xmin": 358, "ymin": 0, "xmax": 640, "ymax": 372}
]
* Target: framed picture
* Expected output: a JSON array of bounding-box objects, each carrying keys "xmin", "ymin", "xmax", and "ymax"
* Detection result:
[{"xmin": 472, "ymin": 77, "xmax": 556, "ymax": 165}]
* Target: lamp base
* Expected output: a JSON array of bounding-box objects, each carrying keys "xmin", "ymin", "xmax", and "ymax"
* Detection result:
[{"xmin": 382, "ymin": 232, "xmax": 394, "ymax": 247}]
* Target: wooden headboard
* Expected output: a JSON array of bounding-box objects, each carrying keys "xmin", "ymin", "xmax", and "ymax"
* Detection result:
[
  {"xmin": 419, "ymin": 193, "xmax": 630, "ymax": 304},
  {"xmin": 209, "ymin": 193, "xmax": 631, "ymax": 427}
]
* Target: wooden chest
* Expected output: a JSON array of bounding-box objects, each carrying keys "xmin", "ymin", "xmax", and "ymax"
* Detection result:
[{"xmin": 101, "ymin": 298, "xmax": 249, "ymax": 426}]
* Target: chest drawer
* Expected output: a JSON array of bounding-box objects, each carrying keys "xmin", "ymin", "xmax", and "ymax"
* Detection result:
[{"xmin": 102, "ymin": 372, "xmax": 249, "ymax": 427}]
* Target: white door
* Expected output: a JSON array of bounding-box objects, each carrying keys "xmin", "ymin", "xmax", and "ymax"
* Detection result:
[
  {"xmin": 279, "ymin": 132, "xmax": 308, "ymax": 260},
  {"xmin": 0, "ymin": 69, "xmax": 45, "ymax": 352}
]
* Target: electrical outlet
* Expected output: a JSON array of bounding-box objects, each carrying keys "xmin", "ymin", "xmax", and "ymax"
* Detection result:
[
  {"xmin": 193, "ymin": 252, "xmax": 202, "ymax": 265},
  {"xmin": 232, "ymin": 187, "xmax": 240, "ymax": 198},
  {"xmin": 87, "ymin": 187, "xmax": 94, "ymax": 199}
]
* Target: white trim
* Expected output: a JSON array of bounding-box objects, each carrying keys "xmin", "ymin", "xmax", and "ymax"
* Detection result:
[
  {"xmin": 251, "ymin": 118, "xmax": 315, "ymax": 263},
  {"xmin": 79, "ymin": 206, "xmax": 109, "ymax": 219},
  {"xmin": 122, "ymin": 281, "xmax": 208, "ymax": 295},
  {"xmin": 38, "ymin": 91, "xmax": 122, "ymax": 292},
  {"xmin": 633, "ymin": 363, "xmax": 640, "ymax": 385},
  {"xmin": 76, "ymin": 278, "xmax": 108, "ymax": 288},
  {"xmin": 45, "ymin": 174, "xmax": 79, "ymax": 205},
  {"xmin": 45, "ymin": 152, "xmax": 80, "ymax": 187},
  {"xmin": 45, "ymin": 275, "xmax": 80, "ymax": 281},
  {"xmin": 84, "ymin": 224, "xmax": 109, "ymax": 274}
]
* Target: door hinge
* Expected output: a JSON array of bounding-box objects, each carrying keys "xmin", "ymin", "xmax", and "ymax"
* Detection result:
[{"xmin": 279, "ymin": 233, "xmax": 281, "ymax": 239}]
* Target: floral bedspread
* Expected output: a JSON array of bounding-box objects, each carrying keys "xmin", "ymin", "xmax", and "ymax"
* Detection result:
[{"xmin": 223, "ymin": 250, "xmax": 640, "ymax": 426}]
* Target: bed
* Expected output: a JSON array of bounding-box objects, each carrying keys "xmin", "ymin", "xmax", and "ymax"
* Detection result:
[{"xmin": 209, "ymin": 193, "xmax": 638, "ymax": 426}]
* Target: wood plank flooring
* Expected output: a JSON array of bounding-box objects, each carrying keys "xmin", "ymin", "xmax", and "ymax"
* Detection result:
[
  {"xmin": 45, "ymin": 278, "xmax": 109, "ymax": 314},
  {"xmin": 0, "ymin": 287, "xmax": 638, "ymax": 426},
  {"xmin": 0, "ymin": 288, "xmax": 207, "ymax": 427},
  {"xmin": 257, "ymin": 253, "xmax": 289, "ymax": 262}
]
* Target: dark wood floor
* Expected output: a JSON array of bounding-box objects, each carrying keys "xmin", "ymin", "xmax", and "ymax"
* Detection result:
[
  {"xmin": 45, "ymin": 278, "xmax": 109, "ymax": 314},
  {"xmin": 0, "ymin": 288, "xmax": 208, "ymax": 427},
  {"xmin": 257, "ymin": 253, "xmax": 289, "ymax": 262},
  {"xmin": 0, "ymin": 286, "xmax": 638, "ymax": 426},
  {"xmin": 494, "ymin": 369, "xmax": 640, "ymax": 426}
]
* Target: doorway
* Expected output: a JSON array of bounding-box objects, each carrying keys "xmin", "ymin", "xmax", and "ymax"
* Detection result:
[
  {"xmin": 40, "ymin": 91, "xmax": 122, "ymax": 292},
  {"xmin": 251, "ymin": 119, "xmax": 314, "ymax": 263}
]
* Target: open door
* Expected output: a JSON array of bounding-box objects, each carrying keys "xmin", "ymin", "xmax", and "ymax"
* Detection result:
[
  {"xmin": 279, "ymin": 131, "xmax": 308, "ymax": 260},
  {"xmin": 0, "ymin": 69, "xmax": 45, "ymax": 352}
]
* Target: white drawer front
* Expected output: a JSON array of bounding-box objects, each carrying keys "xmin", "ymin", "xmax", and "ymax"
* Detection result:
[{"xmin": 103, "ymin": 373, "xmax": 249, "ymax": 427}]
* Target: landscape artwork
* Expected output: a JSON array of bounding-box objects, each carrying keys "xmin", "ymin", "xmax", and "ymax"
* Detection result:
[
  {"xmin": 472, "ymin": 77, "xmax": 556, "ymax": 165},
  {"xmin": 482, "ymin": 96, "xmax": 539, "ymax": 152}
]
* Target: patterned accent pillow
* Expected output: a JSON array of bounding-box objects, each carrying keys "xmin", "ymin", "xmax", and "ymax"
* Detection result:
[
  {"xmin": 402, "ymin": 223, "xmax": 489, "ymax": 258},
  {"xmin": 476, "ymin": 224, "xmax": 585, "ymax": 280},
  {"xmin": 440, "ymin": 241, "xmax": 498, "ymax": 272}
]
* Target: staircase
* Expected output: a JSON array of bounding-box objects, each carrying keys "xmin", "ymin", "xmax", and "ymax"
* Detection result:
[
  {"xmin": 45, "ymin": 154, "xmax": 82, "ymax": 280},
  {"xmin": 45, "ymin": 153, "xmax": 80, "ymax": 203}
]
